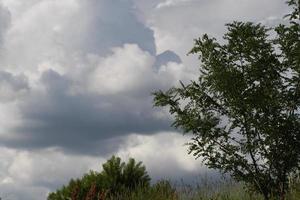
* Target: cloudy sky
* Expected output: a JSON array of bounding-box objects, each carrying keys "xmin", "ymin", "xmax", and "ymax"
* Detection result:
[{"xmin": 0, "ymin": 0, "xmax": 291, "ymax": 199}]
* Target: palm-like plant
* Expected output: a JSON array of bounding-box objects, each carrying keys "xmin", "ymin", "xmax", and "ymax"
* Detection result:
[
  {"xmin": 101, "ymin": 156, "xmax": 151, "ymax": 193},
  {"xmin": 101, "ymin": 156, "xmax": 125, "ymax": 192},
  {"xmin": 48, "ymin": 156, "xmax": 150, "ymax": 200},
  {"xmin": 122, "ymin": 158, "xmax": 151, "ymax": 189}
]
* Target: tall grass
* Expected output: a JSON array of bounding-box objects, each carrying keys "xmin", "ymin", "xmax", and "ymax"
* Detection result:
[
  {"xmin": 106, "ymin": 178, "xmax": 300, "ymax": 200},
  {"xmin": 49, "ymin": 175, "xmax": 300, "ymax": 200}
]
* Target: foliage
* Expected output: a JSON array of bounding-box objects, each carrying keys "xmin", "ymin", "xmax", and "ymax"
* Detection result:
[
  {"xmin": 101, "ymin": 156, "xmax": 151, "ymax": 195},
  {"xmin": 48, "ymin": 175, "xmax": 300, "ymax": 200},
  {"xmin": 153, "ymin": 1, "xmax": 300, "ymax": 199},
  {"xmin": 47, "ymin": 155, "xmax": 150, "ymax": 200}
]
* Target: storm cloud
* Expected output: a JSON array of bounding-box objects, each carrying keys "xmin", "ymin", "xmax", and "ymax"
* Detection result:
[{"xmin": 0, "ymin": 0, "xmax": 188, "ymax": 153}]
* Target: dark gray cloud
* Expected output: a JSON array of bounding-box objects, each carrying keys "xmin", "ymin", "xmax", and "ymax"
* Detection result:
[
  {"xmin": 1, "ymin": 69, "xmax": 173, "ymax": 154},
  {"xmin": 154, "ymin": 50, "xmax": 182, "ymax": 70},
  {"xmin": 0, "ymin": 0, "xmax": 184, "ymax": 154},
  {"xmin": 0, "ymin": 71, "xmax": 29, "ymax": 102}
]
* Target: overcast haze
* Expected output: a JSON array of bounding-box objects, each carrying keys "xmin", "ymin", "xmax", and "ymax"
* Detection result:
[{"xmin": 0, "ymin": 0, "xmax": 290, "ymax": 199}]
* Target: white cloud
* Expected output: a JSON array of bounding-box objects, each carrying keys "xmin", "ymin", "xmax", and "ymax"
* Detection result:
[
  {"xmin": 117, "ymin": 132, "xmax": 204, "ymax": 179},
  {"xmin": 0, "ymin": 132, "xmax": 206, "ymax": 200},
  {"xmin": 0, "ymin": 0, "xmax": 156, "ymax": 76},
  {"xmin": 1, "ymin": 0, "xmax": 79, "ymax": 73},
  {"xmin": 0, "ymin": 147, "xmax": 105, "ymax": 199},
  {"xmin": 156, "ymin": 0, "xmax": 194, "ymax": 9},
  {"xmin": 89, "ymin": 44, "xmax": 155, "ymax": 95},
  {"xmin": 147, "ymin": 0, "xmax": 290, "ymax": 68},
  {"xmin": 88, "ymin": 43, "xmax": 194, "ymax": 95}
]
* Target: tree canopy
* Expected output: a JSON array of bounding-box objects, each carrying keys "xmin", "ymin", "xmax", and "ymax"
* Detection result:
[
  {"xmin": 154, "ymin": 1, "xmax": 300, "ymax": 199},
  {"xmin": 47, "ymin": 156, "xmax": 150, "ymax": 200}
]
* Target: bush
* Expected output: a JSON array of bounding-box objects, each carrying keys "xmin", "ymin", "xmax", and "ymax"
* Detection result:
[{"xmin": 47, "ymin": 155, "xmax": 150, "ymax": 200}]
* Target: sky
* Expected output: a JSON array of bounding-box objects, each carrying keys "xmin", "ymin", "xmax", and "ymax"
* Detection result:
[{"xmin": 0, "ymin": 0, "xmax": 291, "ymax": 199}]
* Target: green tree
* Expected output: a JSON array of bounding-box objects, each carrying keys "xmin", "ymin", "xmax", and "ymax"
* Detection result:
[
  {"xmin": 153, "ymin": 1, "xmax": 300, "ymax": 199},
  {"xmin": 122, "ymin": 158, "xmax": 151, "ymax": 189},
  {"xmin": 101, "ymin": 156, "xmax": 150, "ymax": 194},
  {"xmin": 48, "ymin": 156, "xmax": 150, "ymax": 200},
  {"xmin": 101, "ymin": 155, "xmax": 125, "ymax": 194}
]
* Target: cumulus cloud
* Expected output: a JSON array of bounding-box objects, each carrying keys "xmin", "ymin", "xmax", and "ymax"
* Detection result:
[
  {"xmin": 0, "ymin": 0, "xmax": 157, "ymax": 73},
  {"xmin": 146, "ymin": 0, "xmax": 291, "ymax": 69},
  {"xmin": 88, "ymin": 44, "xmax": 156, "ymax": 95},
  {"xmin": 117, "ymin": 132, "xmax": 208, "ymax": 181},
  {"xmin": 0, "ymin": 133, "xmax": 209, "ymax": 200},
  {"xmin": 0, "ymin": 147, "xmax": 104, "ymax": 200},
  {"xmin": 0, "ymin": 0, "xmax": 191, "ymax": 154},
  {"xmin": 1, "ymin": 43, "xmax": 194, "ymax": 154},
  {"xmin": 0, "ymin": 71, "xmax": 29, "ymax": 102}
]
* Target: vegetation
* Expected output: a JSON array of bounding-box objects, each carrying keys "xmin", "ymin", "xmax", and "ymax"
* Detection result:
[
  {"xmin": 153, "ymin": 1, "xmax": 300, "ymax": 199},
  {"xmin": 48, "ymin": 160, "xmax": 300, "ymax": 200},
  {"xmin": 47, "ymin": 156, "xmax": 150, "ymax": 200}
]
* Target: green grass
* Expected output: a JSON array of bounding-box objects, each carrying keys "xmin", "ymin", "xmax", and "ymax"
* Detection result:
[
  {"xmin": 90, "ymin": 181, "xmax": 300, "ymax": 200},
  {"xmin": 48, "ymin": 176, "xmax": 300, "ymax": 200},
  {"xmin": 109, "ymin": 179, "xmax": 300, "ymax": 200}
]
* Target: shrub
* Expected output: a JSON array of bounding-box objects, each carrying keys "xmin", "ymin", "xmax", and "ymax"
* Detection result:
[{"xmin": 47, "ymin": 155, "xmax": 150, "ymax": 200}]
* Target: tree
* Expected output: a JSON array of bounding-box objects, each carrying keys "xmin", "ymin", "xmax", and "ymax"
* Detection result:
[
  {"xmin": 101, "ymin": 156, "xmax": 151, "ymax": 194},
  {"xmin": 153, "ymin": 1, "xmax": 300, "ymax": 199},
  {"xmin": 122, "ymin": 158, "xmax": 151, "ymax": 189},
  {"xmin": 48, "ymin": 156, "xmax": 150, "ymax": 200}
]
